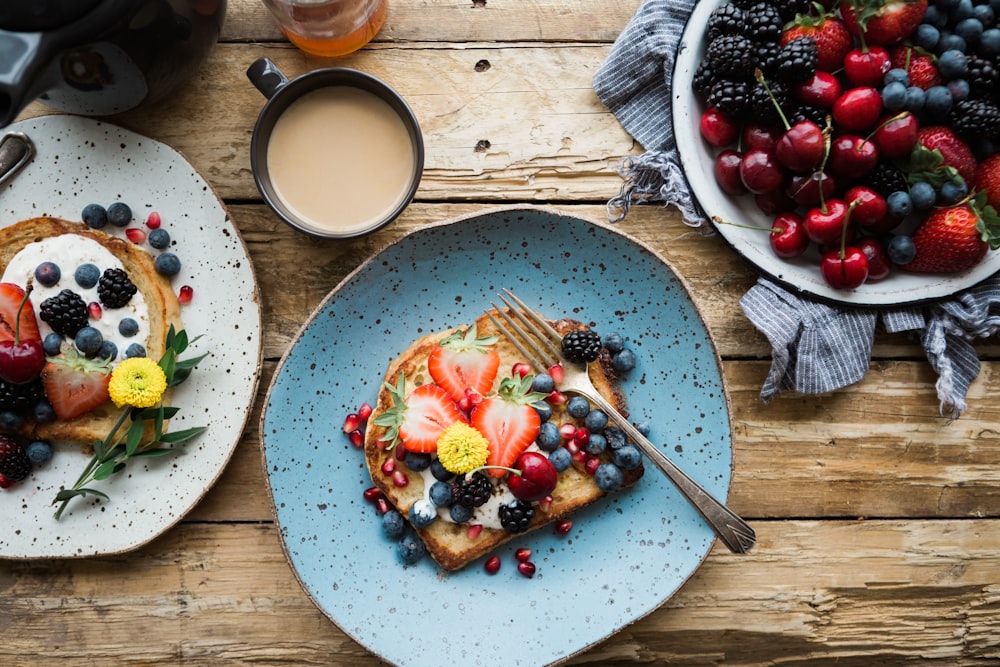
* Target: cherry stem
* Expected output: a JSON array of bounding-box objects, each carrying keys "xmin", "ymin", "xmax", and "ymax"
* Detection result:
[
  {"xmin": 865, "ymin": 112, "xmax": 910, "ymax": 142},
  {"xmin": 840, "ymin": 198, "xmax": 862, "ymax": 259},
  {"xmin": 12, "ymin": 282, "xmax": 32, "ymax": 345},
  {"xmin": 469, "ymin": 464, "xmax": 522, "ymax": 478},
  {"xmin": 713, "ymin": 217, "xmax": 784, "ymax": 233}
]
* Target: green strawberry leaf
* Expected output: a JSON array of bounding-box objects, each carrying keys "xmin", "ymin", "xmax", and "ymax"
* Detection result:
[
  {"xmin": 905, "ymin": 145, "xmax": 963, "ymax": 190},
  {"xmin": 973, "ymin": 191, "xmax": 1000, "ymax": 250}
]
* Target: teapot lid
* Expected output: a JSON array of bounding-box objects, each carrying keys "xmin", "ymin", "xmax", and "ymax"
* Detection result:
[{"xmin": 0, "ymin": 0, "xmax": 103, "ymax": 32}]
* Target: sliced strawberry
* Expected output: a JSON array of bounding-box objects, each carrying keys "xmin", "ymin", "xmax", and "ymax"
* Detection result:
[
  {"xmin": 472, "ymin": 375, "xmax": 546, "ymax": 478},
  {"xmin": 0, "ymin": 283, "xmax": 41, "ymax": 342},
  {"xmin": 427, "ymin": 324, "xmax": 501, "ymax": 403},
  {"xmin": 372, "ymin": 375, "xmax": 467, "ymax": 453},
  {"xmin": 40, "ymin": 349, "xmax": 112, "ymax": 421}
]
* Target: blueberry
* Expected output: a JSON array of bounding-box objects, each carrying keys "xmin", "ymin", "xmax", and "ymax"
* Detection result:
[
  {"xmin": 947, "ymin": 78, "xmax": 971, "ymax": 101},
  {"xmin": 531, "ymin": 400, "xmax": 553, "ymax": 423},
  {"xmin": 448, "ymin": 502, "xmax": 473, "ymax": 523},
  {"xmin": 82, "ymin": 204, "xmax": 108, "ymax": 229},
  {"xmin": 530, "ymin": 372, "xmax": 554, "ymax": 394},
  {"xmin": 910, "ymin": 181, "xmax": 937, "ymax": 210},
  {"xmin": 611, "ymin": 443, "xmax": 643, "ymax": 470},
  {"xmin": 548, "ymin": 447, "xmax": 572, "ymax": 472},
  {"xmin": 955, "ymin": 17, "xmax": 984, "ymax": 43},
  {"xmin": 107, "ymin": 202, "xmax": 132, "ymax": 227},
  {"xmin": 939, "ymin": 179, "xmax": 969, "ymax": 204},
  {"xmin": 536, "ymin": 421, "xmax": 561, "ymax": 451},
  {"xmin": 634, "ymin": 421, "xmax": 651, "ymax": 437},
  {"xmin": 43, "ymin": 332, "xmax": 63, "ymax": 356},
  {"xmin": 594, "ymin": 462, "xmax": 624, "ymax": 492},
  {"xmin": 604, "ymin": 426, "xmax": 626, "ymax": 450},
  {"xmin": 408, "ymin": 498, "xmax": 437, "ymax": 528},
  {"xmin": 585, "ymin": 433, "xmax": 607, "ymax": 456},
  {"xmin": 0, "ymin": 411, "xmax": 24, "ymax": 431},
  {"xmin": 884, "ymin": 68, "xmax": 910, "ymax": 86},
  {"xmin": 397, "ymin": 531, "xmax": 427, "ymax": 564},
  {"xmin": 155, "ymin": 252, "xmax": 181, "ymax": 277},
  {"xmin": 97, "ymin": 340, "xmax": 118, "ymax": 361},
  {"xmin": 887, "ymin": 235, "xmax": 916, "ymax": 265},
  {"xmin": 74, "ymin": 326, "xmax": 103, "ymax": 355},
  {"xmin": 938, "ymin": 49, "xmax": 969, "ymax": 79},
  {"xmin": 974, "ymin": 4, "xmax": 996, "ymax": 27},
  {"xmin": 430, "ymin": 458, "xmax": 454, "ymax": 482},
  {"xmin": 923, "ymin": 85, "xmax": 953, "ymax": 118},
  {"xmin": 125, "ymin": 343, "xmax": 147, "ymax": 358},
  {"xmin": 887, "ymin": 191, "xmax": 913, "ymax": 219},
  {"xmin": 118, "ymin": 317, "xmax": 140, "ymax": 337},
  {"xmin": 981, "ymin": 28, "xmax": 1000, "ymax": 55},
  {"xmin": 34, "ymin": 261, "xmax": 61, "ymax": 287},
  {"xmin": 881, "ymin": 81, "xmax": 908, "ymax": 111},
  {"xmin": 566, "ymin": 396, "xmax": 590, "ymax": 419},
  {"xmin": 924, "ymin": 5, "xmax": 948, "ymax": 27},
  {"xmin": 74, "ymin": 263, "xmax": 101, "ymax": 288},
  {"xmin": 429, "ymin": 481, "xmax": 454, "ymax": 507},
  {"xmin": 602, "ymin": 332, "xmax": 625, "ymax": 353},
  {"xmin": 147, "ymin": 228, "xmax": 171, "ymax": 249},
  {"xmin": 612, "ymin": 349, "xmax": 636, "ymax": 374},
  {"xmin": 381, "ymin": 509, "xmax": 405, "ymax": 538},
  {"xmin": 937, "ymin": 32, "xmax": 967, "ymax": 52},
  {"xmin": 404, "ymin": 451, "xmax": 431, "ymax": 472},
  {"xmin": 25, "ymin": 440, "xmax": 52, "ymax": 466},
  {"xmin": 584, "ymin": 409, "xmax": 609, "ymax": 433},
  {"xmin": 913, "ymin": 23, "xmax": 941, "ymax": 49},
  {"xmin": 954, "ymin": 0, "xmax": 975, "ymax": 21},
  {"xmin": 904, "ymin": 86, "xmax": 926, "ymax": 112},
  {"xmin": 32, "ymin": 399, "xmax": 55, "ymax": 424}
]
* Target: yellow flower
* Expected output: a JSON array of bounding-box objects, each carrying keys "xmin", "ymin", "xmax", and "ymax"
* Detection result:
[
  {"xmin": 435, "ymin": 422, "xmax": 490, "ymax": 474},
  {"xmin": 108, "ymin": 357, "xmax": 168, "ymax": 409}
]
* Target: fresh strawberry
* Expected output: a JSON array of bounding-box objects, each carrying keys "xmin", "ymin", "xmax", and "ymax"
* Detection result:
[
  {"xmin": 40, "ymin": 348, "xmax": 112, "ymax": 421},
  {"xmin": 427, "ymin": 324, "xmax": 501, "ymax": 403},
  {"xmin": 371, "ymin": 374, "xmax": 466, "ymax": 453},
  {"xmin": 781, "ymin": 12, "xmax": 853, "ymax": 72},
  {"xmin": 471, "ymin": 374, "xmax": 546, "ymax": 479},
  {"xmin": 975, "ymin": 153, "xmax": 1000, "ymax": 210},
  {"xmin": 915, "ymin": 126, "xmax": 978, "ymax": 186},
  {"xmin": 0, "ymin": 283, "xmax": 41, "ymax": 343},
  {"xmin": 891, "ymin": 46, "xmax": 943, "ymax": 89},
  {"xmin": 840, "ymin": 0, "xmax": 927, "ymax": 46},
  {"xmin": 906, "ymin": 193, "xmax": 1000, "ymax": 273}
]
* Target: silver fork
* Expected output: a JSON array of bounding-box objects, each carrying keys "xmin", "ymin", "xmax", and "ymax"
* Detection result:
[{"xmin": 487, "ymin": 289, "xmax": 756, "ymax": 554}]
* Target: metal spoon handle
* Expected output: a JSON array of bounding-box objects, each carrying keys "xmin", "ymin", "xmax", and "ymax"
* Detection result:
[{"xmin": 0, "ymin": 132, "xmax": 34, "ymax": 188}]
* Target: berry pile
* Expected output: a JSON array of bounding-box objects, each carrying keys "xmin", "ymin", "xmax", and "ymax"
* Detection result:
[{"xmin": 694, "ymin": 0, "xmax": 1000, "ymax": 288}]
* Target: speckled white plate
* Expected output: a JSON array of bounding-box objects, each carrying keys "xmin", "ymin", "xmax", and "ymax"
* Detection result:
[
  {"xmin": 0, "ymin": 115, "xmax": 261, "ymax": 559},
  {"xmin": 672, "ymin": 0, "xmax": 1000, "ymax": 306},
  {"xmin": 260, "ymin": 206, "xmax": 733, "ymax": 667}
]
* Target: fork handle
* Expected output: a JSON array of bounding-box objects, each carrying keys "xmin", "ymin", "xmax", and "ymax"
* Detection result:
[{"xmin": 583, "ymin": 392, "xmax": 756, "ymax": 554}]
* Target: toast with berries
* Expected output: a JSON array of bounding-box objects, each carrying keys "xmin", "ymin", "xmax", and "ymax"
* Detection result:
[
  {"xmin": 0, "ymin": 216, "xmax": 182, "ymax": 446},
  {"xmin": 364, "ymin": 310, "xmax": 644, "ymax": 571}
]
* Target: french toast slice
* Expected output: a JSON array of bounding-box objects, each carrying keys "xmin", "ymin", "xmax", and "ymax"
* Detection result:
[
  {"xmin": 364, "ymin": 310, "xmax": 644, "ymax": 571},
  {"xmin": 0, "ymin": 217, "xmax": 182, "ymax": 446}
]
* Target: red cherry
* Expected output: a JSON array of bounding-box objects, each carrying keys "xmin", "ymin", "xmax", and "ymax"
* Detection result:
[
  {"xmin": 0, "ymin": 285, "xmax": 45, "ymax": 384},
  {"xmin": 803, "ymin": 199, "xmax": 849, "ymax": 247},
  {"xmin": 794, "ymin": 71, "xmax": 842, "ymax": 109},
  {"xmin": 844, "ymin": 186, "xmax": 887, "ymax": 229},
  {"xmin": 828, "ymin": 134, "xmax": 879, "ymax": 178},
  {"xmin": 821, "ymin": 246, "xmax": 870, "ymax": 289},
  {"xmin": 699, "ymin": 107, "xmax": 739, "ymax": 147},
  {"xmin": 769, "ymin": 212, "xmax": 810, "ymax": 258},
  {"xmin": 755, "ymin": 188, "xmax": 797, "ymax": 215},
  {"xmin": 506, "ymin": 451, "xmax": 558, "ymax": 502},
  {"xmin": 742, "ymin": 124, "xmax": 781, "ymax": 152},
  {"xmin": 714, "ymin": 149, "xmax": 748, "ymax": 196},
  {"xmin": 832, "ymin": 87, "xmax": 882, "ymax": 132},
  {"xmin": 872, "ymin": 112, "xmax": 919, "ymax": 160},
  {"xmin": 857, "ymin": 237, "xmax": 891, "ymax": 281},
  {"xmin": 843, "ymin": 47, "xmax": 892, "ymax": 87},
  {"xmin": 739, "ymin": 148, "xmax": 783, "ymax": 194},
  {"xmin": 775, "ymin": 120, "xmax": 826, "ymax": 173},
  {"xmin": 785, "ymin": 170, "xmax": 837, "ymax": 207}
]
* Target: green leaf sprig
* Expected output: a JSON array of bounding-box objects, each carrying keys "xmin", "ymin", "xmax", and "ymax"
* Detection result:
[{"xmin": 52, "ymin": 326, "xmax": 208, "ymax": 520}]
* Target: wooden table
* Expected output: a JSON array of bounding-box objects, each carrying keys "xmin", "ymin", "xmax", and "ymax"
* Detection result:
[{"xmin": 4, "ymin": 1, "xmax": 1000, "ymax": 664}]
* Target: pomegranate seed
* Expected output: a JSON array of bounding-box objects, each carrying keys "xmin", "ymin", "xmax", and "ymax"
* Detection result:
[
  {"xmin": 363, "ymin": 486, "xmax": 383, "ymax": 502},
  {"xmin": 145, "ymin": 211, "xmax": 162, "ymax": 229},
  {"xmin": 343, "ymin": 413, "xmax": 361, "ymax": 433},
  {"xmin": 377, "ymin": 437, "xmax": 391, "ymax": 450},
  {"xmin": 375, "ymin": 497, "xmax": 391, "ymax": 515},
  {"xmin": 537, "ymin": 495, "xmax": 553, "ymax": 512},
  {"xmin": 467, "ymin": 524, "xmax": 483, "ymax": 540},
  {"xmin": 391, "ymin": 470, "xmax": 409, "ymax": 488},
  {"xmin": 381, "ymin": 459, "xmax": 396, "ymax": 475},
  {"xmin": 565, "ymin": 440, "xmax": 580, "ymax": 456},
  {"xmin": 178, "ymin": 285, "xmax": 194, "ymax": 304},
  {"xmin": 573, "ymin": 448, "xmax": 588, "ymax": 463},
  {"xmin": 87, "ymin": 301, "xmax": 102, "ymax": 320},
  {"xmin": 457, "ymin": 396, "xmax": 472, "ymax": 413},
  {"xmin": 464, "ymin": 388, "xmax": 484, "ymax": 406},
  {"xmin": 585, "ymin": 457, "xmax": 601, "ymax": 475},
  {"xmin": 484, "ymin": 555, "xmax": 501, "ymax": 574},
  {"xmin": 574, "ymin": 429, "xmax": 590, "ymax": 446},
  {"xmin": 554, "ymin": 519, "xmax": 573, "ymax": 535},
  {"xmin": 357, "ymin": 402, "xmax": 373, "ymax": 422},
  {"xmin": 348, "ymin": 430, "xmax": 364, "ymax": 448},
  {"xmin": 559, "ymin": 423, "xmax": 577, "ymax": 440},
  {"xmin": 546, "ymin": 390, "xmax": 566, "ymax": 405},
  {"xmin": 548, "ymin": 364, "xmax": 564, "ymax": 383},
  {"xmin": 515, "ymin": 548, "xmax": 532, "ymax": 562},
  {"xmin": 125, "ymin": 227, "xmax": 147, "ymax": 244},
  {"xmin": 517, "ymin": 561, "xmax": 536, "ymax": 578},
  {"xmin": 394, "ymin": 444, "xmax": 407, "ymax": 460},
  {"xmin": 512, "ymin": 362, "xmax": 531, "ymax": 378}
]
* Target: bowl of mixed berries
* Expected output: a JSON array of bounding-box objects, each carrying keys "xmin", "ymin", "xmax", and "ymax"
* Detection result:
[{"xmin": 673, "ymin": 0, "xmax": 1000, "ymax": 305}]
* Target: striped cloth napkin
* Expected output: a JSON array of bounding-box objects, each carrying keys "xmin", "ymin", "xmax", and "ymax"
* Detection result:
[{"xmin": 593, "ymin": 0, "xmax": 1000, "ymax": 418}]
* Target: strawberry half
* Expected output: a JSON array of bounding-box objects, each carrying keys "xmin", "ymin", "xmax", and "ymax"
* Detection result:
[
  {"xmin": 0, "ymin": 283, "xmax": 41, "ymax": 343},
  {"xmin": 840, "ymin": 0, "xmax": 928, "ymax": 46},
  {"xmin": 40, "ymin": 348, "xmax": 112, "ymax": 421},
  {"xmin": 372, "ymin": 374, "xmax": 467, "ymax": 453},
  {"xmin": 906, "ymin": 192, "xmax": 1000, "ymax": 273},
  {"xmin": 427, "ymin": 324, "xmax": 501, "ymax": 403},
  {"xmin": 471, "ymin": 374, "xmax": 547, "ymax": 479}
]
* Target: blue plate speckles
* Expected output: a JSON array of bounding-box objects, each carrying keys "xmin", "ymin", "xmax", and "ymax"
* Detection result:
[{"xmin": 260, "ymin": 206, "xmax": 733, "ymax": 666}]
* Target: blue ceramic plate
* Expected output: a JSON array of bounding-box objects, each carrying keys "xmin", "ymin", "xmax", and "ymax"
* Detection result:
[{"xmin": 260, "ymin": 206, "xmax": 733, "ymax": 666}]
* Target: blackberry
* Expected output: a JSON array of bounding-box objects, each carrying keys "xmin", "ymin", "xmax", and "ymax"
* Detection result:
[
  {"xmin": 706, "ymin": 3, "xmax": 745, "ymax": 43},
  {"xmin": 705, "ymin": 34, "xmax": 756, "ymax": 80},
  {"xmin": 747, "ymin": 77, "xmax": 788, "ymax": 123},
  {"xmin": 0, "ymin": 379, "xmax": 43, "ymax": 415},
  {"xmin": 707, "ymin": 79, "xmax": 750, "ymax": 115},
  {"xmin": 773, "ymin": 0, "xmax": 814, "ymax": 22},
  {"xmin": 775, "ymin": 37, "xmax": 818, "ymax": 84},
  {"xmin": 950, "ymin": 98, "xmax": 1000, "ymax": 141},
  {"xmin": 744, "ymin": 2, "xmax": 784, "ymax": 44},
  {"xmin": 498, "ymin": 499, "xmax": 535, "ymax": 534},
  {"xmin": 39, "ymin": 289, "xmax": 88, "ymax": 337},
  {"xmin": 692, "ymin": 60, "xmax": 718, "ymax": 98},
  {"xmin": 789, "ymin": 104, "xmax": 828, "ymax": 127},
  {"xmin": 966, "ymin": 55, "xmax": 999, "ymax": 99},
  {"xmin": 0, "ymin": 436, "xmax": 31, "ymax": 482},
  {"xmin": 869, "ymin": 161, "xmax": 908, "ymax": 198},
  {"xmin": 97, "ymin": 268, "xmax": 137, "ymax": 308},
  {"xmin": 456, "ymin": 471, "xmax": 492, "ymax": 507},
  {"xmin": 755, "ymin": 41, "xmax": 783, "ymax": 77},
  {"xmin": 561, "ymin": 329, "xmax": 603, "ymax": 363}
]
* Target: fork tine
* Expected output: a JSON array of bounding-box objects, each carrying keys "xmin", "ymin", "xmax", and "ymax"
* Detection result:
[
  {"xmin": 486, "ymin": 306, "xmax": 552, "ymax": 373},
  {"xmin": 497, "ymin": 291, "xmax": 563, "ymax": 359}
]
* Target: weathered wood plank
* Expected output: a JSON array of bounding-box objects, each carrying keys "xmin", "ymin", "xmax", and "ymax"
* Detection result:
[{"xmin": 1, "ymin": 520, "xmax": 997, "ymax": 665}]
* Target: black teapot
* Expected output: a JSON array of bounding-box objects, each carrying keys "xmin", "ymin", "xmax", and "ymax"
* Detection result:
[{"xmin": 0, "ymin": 0, "xmax": 225, "ymax": 127}]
